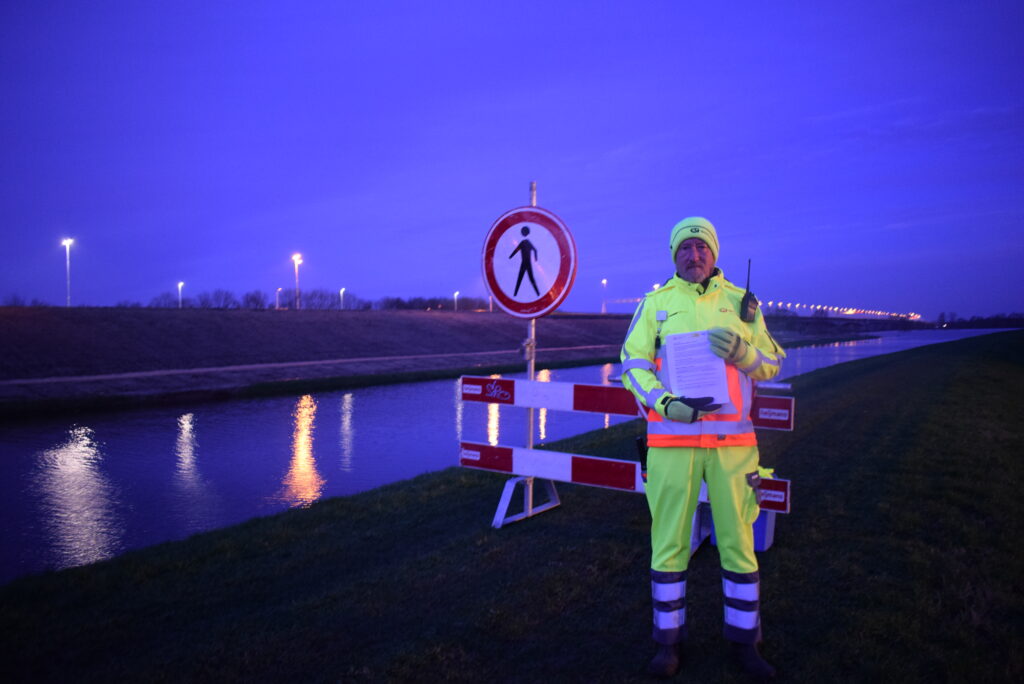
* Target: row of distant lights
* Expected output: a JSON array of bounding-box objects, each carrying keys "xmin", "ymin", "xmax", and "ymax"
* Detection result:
[
  {"xmin": 763, "ymin": 301, "xmax": 921, "ymax": 320},
  {"xmin": 57, "ymin": 242, "xmax": 355, "ymax": 310},
  {"xmin": 59, "ymin": 240, "xmax": 468, "ymax": 311},
  {"xmin": 56, "ymin": 242, "xmax": 918, "ymax": 320},
  {"xmin": 638, "ymin": 280, "xmax": 920, "ymax": 320}
]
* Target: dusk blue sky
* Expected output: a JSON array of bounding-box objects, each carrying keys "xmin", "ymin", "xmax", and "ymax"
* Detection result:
[{"xmin": 2, "ymin": 1, "xmax": 1021, "ymax": 319}]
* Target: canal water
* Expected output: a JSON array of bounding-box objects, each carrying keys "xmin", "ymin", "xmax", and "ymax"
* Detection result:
[{"xmin": 0, "ymin": 328, "xmax": 1004, "ymax": 584}]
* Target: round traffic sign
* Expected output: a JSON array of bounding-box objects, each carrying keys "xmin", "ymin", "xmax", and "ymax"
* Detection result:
[{"xmin": 482, "ymin": 206, "xmax": 577, "ymax": 318}]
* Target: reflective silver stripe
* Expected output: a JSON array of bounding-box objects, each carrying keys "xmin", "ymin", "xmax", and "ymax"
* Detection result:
[
  {"xmin": 647, "ymin": 419, "xmax": 755, "ymax": 436},
  {"xmin": 725, "ymin": 606, "xmax": 758, "ymax": 630},
  {"xmin": 649, "ymin": 387, "xmax": 667, "ymax": 406},
  {"xmin": 621, "ymin": 300, "xmax": 647, "ymax": 363},
  {"xmin": 741, "ymin": 350, "xmax": 780, "ymax": 375},
  {"xmin": 652, "ymin": 580, "xmax": 685, "ymax": 602},
  {"xmin": 739, "ymin": 353, "xmax": 763, "ymax": 374},
  {"xmin": 654, "ymin": 608, "xmax": 686, "ymax": 629},
  {"xmin": 723, "ymin": 578, "xmax": 759, "ymax": 602},
  {"xmin": 624, "ymin": 369, "xmax": 667, "ymax": 408},
  {"xmin": 622, "ymin": 358, "xmax": 656, "ymax": 373}
]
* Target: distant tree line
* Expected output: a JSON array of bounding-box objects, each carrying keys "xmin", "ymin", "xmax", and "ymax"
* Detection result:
[
  {"xmin": 145, "ymin": 291, "xmax": 492, "ymax": 311},
  {"xmin": 3, "ymin": 290, "xmax": 496, "ymax": 311},
  {"xmin": 147, "ymin": 288, "xmax": 373, "ymax": 310},
  {"xmin": 376, "ymin": 296, "xmax": 490, "ymax": 311},
  {"xmin": 936, "ymin": 312, "xmax": 1024, "ymax": 329}
]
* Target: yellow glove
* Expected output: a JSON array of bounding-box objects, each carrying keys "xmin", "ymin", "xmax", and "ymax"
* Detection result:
[
  {"xmin": 708, "ymin": 328, "xmax": 753, "ymax": 366},
  {"xmin": 657, "ymin": 394, "xmax": 722, "ymax": 423}
]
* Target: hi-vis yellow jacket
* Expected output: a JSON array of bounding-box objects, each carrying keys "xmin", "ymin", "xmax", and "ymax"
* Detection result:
[{"xmin": 621, "ymin": 271, "xmax": 785, "ymax": 448}]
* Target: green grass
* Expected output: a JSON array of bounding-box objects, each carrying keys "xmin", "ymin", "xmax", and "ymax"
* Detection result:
[{"xmin": 1, "ymin": 330, "xmax": 1021, "ymax": 682}]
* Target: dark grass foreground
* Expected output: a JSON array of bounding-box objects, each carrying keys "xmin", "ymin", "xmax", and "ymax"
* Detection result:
[{"xmin": 1, "ymin": 331, "xmax": 1021, "ymax": 682}]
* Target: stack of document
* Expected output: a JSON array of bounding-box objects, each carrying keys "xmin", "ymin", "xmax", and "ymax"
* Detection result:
[{"xmin": 662, "ymin": 331, "xmax": 737, "ymax": 414}]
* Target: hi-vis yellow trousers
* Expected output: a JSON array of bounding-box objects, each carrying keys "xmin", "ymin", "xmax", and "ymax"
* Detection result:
[{"xmin": 646, "ymin": 445, "xmax": 764, "ymax": 645}]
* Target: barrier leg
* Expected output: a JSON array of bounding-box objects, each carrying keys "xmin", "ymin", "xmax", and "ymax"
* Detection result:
[{"xmin": 492, "ymin": 476, "xmax": 561, "ymax": 528}]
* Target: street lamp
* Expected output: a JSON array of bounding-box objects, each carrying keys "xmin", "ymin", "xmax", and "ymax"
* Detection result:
[
  {"xmin": 177, "ymin": 281, "xmax": 184, "ymax": 309},
  {"xmin": 339, "ymin": 287, "xmax": 346, "ymax": 310},
  {"xmin": 453, "ymin": 290, "xmax": 460, "ymax": 311},
  {"xmin": 601, "ymin": 278, "xmax": 607, "ymax": 314},
  {"xmin": 292, "ymin": 254, "xmax": 302, "ymax": 310},
  {"xmin": 276, "ymin": 287, "xmax": 282, "ymax": 310},
  {"xmin": 61, "ymin": 238, "xmax": 73, "ymax": 307}
]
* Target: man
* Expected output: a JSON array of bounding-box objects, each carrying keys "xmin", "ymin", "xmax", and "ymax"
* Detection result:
[{"xmin": 620, "ymin": 217, "xmax": 785, "ymax": 679}]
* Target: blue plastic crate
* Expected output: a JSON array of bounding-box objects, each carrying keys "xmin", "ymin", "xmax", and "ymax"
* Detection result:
[{"xmin": 709, "ymin": 509, "xmax": 776, "ymax": 552}]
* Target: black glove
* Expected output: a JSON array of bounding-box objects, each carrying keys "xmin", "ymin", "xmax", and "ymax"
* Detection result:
[{"xmin": 660, "ymin": 395, "xmax": 722, "ymax": 423}]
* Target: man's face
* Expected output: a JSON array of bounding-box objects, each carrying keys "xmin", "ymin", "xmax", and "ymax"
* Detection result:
[{"xmin": 675, "ymin": 238, "xmax": 715, "ymax": 283}]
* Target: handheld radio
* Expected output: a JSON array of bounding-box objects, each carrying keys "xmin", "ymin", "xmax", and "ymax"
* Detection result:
[{"xmin": 740, "ymin": 258, "xmax": 758, "ymax": 322}]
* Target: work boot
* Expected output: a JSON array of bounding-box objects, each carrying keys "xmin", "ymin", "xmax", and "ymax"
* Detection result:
[
  {"xmin": 646, "ymin": 643, "xmax": 681, "ymax": 678},
  {"xmin": 731, "ymin": 642, "xmax": 776, "ymax": 681}
]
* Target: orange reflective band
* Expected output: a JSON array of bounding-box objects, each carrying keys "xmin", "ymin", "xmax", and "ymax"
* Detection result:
[
  {"xmin": 647, "ymin": 432, "xmax": 758, "ymax": 448},
  {"xmin": 703, "ymin": 364, "xmax": 744, "ymax": 422},
  {"xmin": 647, "ymin": 407, "xmax": 664, "ymax": 423}
]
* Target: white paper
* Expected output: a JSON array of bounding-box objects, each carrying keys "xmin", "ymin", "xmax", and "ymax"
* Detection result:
[{"xmin": 663, "ymin": 331, "xmax": 734, "ymax": 412}]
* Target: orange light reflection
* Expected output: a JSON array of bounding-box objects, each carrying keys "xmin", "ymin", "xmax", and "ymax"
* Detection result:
[
  {"xmin": 282, "ymin": 395, "xmax": 325, "ymax": 507},
  {"xmin": 537, "ymin": 369, "xmax": 552, "ymax": 441}
]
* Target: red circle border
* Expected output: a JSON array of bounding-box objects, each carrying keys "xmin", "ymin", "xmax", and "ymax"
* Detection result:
[{"xmin": 482, "ymin": 206, "xmax": 578, "ymax": 319}]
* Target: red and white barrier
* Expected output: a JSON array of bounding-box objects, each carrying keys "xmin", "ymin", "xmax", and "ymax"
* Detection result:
[
  {"xmin": 459, "ymin": 376, "xmax": 792, "ymax": 532},
  {"xmin": 460, "ymin": 376, "xmax": 795, "ymax": 431},
  {"xmin": 460, "ymin": 442, "xmax": 645, "ymax": 492}
]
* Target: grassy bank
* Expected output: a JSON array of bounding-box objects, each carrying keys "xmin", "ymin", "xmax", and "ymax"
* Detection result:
[
  {"xmin": 0, "ymin": 307, "xmax": 635, "ymax": 380},
  {"xmin": 1, "ymin": 330, "xmax": 1020, "ymax": 681},
  {"xmin": 0, "ymin": 306, "xmax": 882, "ymax": 382},
  {"xmin": 0, "ymin": 306, "xmax": 877, "ymax": 418}
]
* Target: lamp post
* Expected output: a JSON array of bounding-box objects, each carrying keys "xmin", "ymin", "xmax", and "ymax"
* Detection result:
[
  {"xmin": 453, "ymin": 290, "xmax": 459, "ymax": 312},
  {"xmin": 275, "ymin": 287, "xmax": 282, "ymax": 310},
  {"xmin": 177, "ymin": 281, "xmax": 184, "ymax": 309},
  {"xmin": 292, "ymin": 254, "xmax": 302, "ymax": 310},
  {"xmin": 339, "ymin": 287, "xmax": 346, "ymax": 310},
  {"xmin": 600, "ymin": 278, "xmax": 607, "ymax": 314},
  {"xmin": 61, "ymin": 238, "xmax": 73, "ymax": 307}
]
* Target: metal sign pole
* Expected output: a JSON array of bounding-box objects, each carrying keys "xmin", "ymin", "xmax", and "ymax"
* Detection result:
[
  {"xmin": 480, "ymin": 180, "xmax": 576, "ymax": 527},
  {"xmin": 526, "ymin": 180, "xmax": 538, "ymax": 451}
]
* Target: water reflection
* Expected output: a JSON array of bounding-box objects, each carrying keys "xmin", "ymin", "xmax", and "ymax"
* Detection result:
[
  {"xmin": 340, "ymin": 393, "xmax": 354, "ymax": 473},
  {"xmin": 537, "ymin": 368, "xmax": 552, "ymax": 441},
  {"xmin": 600, "ymin": 362, "xmax": 614, "ymax": 428},
  {"xmin": 778, "ymin": 337, "xmax": 883, "ymax": 380},
  {"xmin": 173, "ymin": 413, "xmax": 220, "ymax": 532},
  {"xmin": 454, "ymin": 380, "xmax": 464, "ymax": 443},
  {"xmin": 36, "ymin": 426, "xmax": 122, "ymax": 568},
  {"xmin": 279, "ymin": 395, "xmax": 325, "ymax": 507},
  {"xmin": 486, "ymin": 373, "xmax": 501, "ymax": 446}
]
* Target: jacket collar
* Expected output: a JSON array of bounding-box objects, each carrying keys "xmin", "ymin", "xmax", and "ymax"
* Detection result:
[{"xmin": 671, "ymin": 268, "xmax": 723, "ymax": 295}]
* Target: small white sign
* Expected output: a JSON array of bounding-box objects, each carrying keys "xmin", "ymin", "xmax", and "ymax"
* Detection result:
[
  {"xmin": 460, "ymin": 448, "xmax": 481, "ymax": 461},
  {"xmin": 462, "ymin": 384, "xmax": 482, "ymax": 395},
  {"xmin": 759, "ymin": 408, "xmax": 790, "ymax": 421}
]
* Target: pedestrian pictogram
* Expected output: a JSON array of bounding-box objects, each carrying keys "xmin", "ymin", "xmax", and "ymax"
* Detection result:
[
  {"xmin": 510, "ymin": 226, "xmax": 540, "ymax": 297},
  {"xmin": 482, "ymin": 206, "xmax": 577, "ymax": 318}
]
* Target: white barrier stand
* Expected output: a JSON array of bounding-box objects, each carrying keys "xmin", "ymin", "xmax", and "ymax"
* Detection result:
[{"xmin": 491, "ymin": 476, "xmax": 561, "ymax": 528}]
